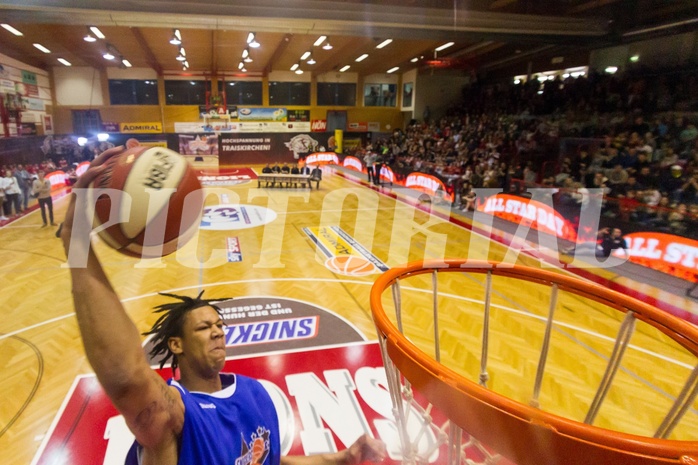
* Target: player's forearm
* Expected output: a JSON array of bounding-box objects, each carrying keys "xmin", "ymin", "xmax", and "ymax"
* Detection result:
[
  {"xmin": 281, "ymin": 451, "xmax": 351, "ymax": 465},
  {"xmin": 70, "ymin": 250, "xmax": 150, "ymax": 397}
]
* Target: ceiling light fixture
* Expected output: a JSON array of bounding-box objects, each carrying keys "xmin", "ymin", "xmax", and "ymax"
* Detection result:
[
  {"xmin": 247, "ymin": 32, "xmax": 260, "ymax": 48},
  {"xmin": 90, "ymin": 26, "xmax": 105, "ymax": 39},
  {"xmin": 355, "ymin": 54, "xmax": 368, "ymax": 62},
  {"xmin": 301, "ymin": 51, "xmax": 311, "ymax": 60},
  {"xmin": 314, "ymin": 35, "xmax": 327, "ymax": 46},
  {"xmin": 387, "ymin": 66, "xmax": 399, "ymax": 73},
  {"xmin": 33, "ymin": 43, "xmax": 51, "ymax": 54},
  {"xmin": 242, "ymin": 48, "xmax": 249, "ymax": 58},
  {"xmin": 122, "ymin": 58, "xmax": 132, "ymax": 68},
  {"xmin": 322, "ymin": 40, "xmax": 333, "ymax": 50},
  {"xmin": 170, "ymin": 29, "xmax": 182, "ymax": 45},
  {"xmin": 294, "ymin": 68, "xmax": 303, "ymax": 75},
  {"xmin": 1, "ymin": 24, "xmax": 23, "ymax": 36},
  {"xmin": 410, "ymin": 57, "xmax": 419, "ymax": 63},
  {"xmin": 103, "ymin": 45, "xmax": 116, "ymax": 60},
  {"xmin": 238, "ymin": 61, "xmax": 245, "ymax": 70},
  {"xmin": 290, "ymin": 63, "xmax": 299, "ymax": 71},
  {"xmin": 307, "ymin": 54, "xmax": 316, "ymax": 65},
  {"xmin": 376, "ymin": 39, "xmax": 392, "ymax": 49},
  {"xmin": 435, "ymin": 42, "xmax": 454, "ymax": 52},
  {"xmin": 57, "ymin": 58, "xmax": 71, "ymax": 66},
  {"xmin": 244, "ymin": 55, "xmax": 253, "ymax": 63},
  {"xmin": 83, "ymin": 32, "xmax": 97, "ymax": 42},
  {"xmin": 339, "ymin": 65, "xmax": 350, "ymax": 72},
  {"xmin": 176, "ymin": 54, "xmax": 186, "ymax": 62}
]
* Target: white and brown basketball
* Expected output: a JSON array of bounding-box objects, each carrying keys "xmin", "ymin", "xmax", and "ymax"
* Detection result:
[{"xmin": 88, "ymin": 146, "xmax": 203, "ymax": 258}]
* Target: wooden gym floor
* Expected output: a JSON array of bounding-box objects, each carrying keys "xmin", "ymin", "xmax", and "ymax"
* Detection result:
[{"xmin": 1, "ymin": 165, "xmax": 697, "ymax": 464}]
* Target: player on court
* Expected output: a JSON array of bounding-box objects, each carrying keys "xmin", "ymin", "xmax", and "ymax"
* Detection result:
[{"xmin": 60, "ymin": 146, "xmax": 387, "ymax": 465}]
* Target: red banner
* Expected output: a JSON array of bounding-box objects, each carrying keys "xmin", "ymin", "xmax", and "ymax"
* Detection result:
[
  {"xmin": 405, "ymin": 173, "xmax": 452, "ymax": 201},
  {"xmin": 478, "ymin": 194, "xmax": 577, "ymax": 242},
  {"xmin": 310, "ymin": 120, "xmax": 327, "ymax": 132},
  {"xmin": 305, "ymin": 152, "xmax": 339, "ymax": 165},
  {"xmin": 343, "ymin": 156, "xmax": 365, "ymax": 173},
  {"xmin": 622, "ymin": 232, "xmax": 698, "ymax": 282},
  {"xmin": 45, "ymin": 170, "xmax": 67, "ymax": 191}
]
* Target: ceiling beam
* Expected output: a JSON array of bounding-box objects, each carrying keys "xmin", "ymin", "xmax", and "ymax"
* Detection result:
[
  {"xmin": 211, "ymin": 29, "xmax": 218, "ymax": 76},
  {"xmin": 131, "ymin": 27, "xmax": 163, "ymax": 75},
  {"xmin": 264, "ymin": 33, "xmax": 292, "ymax": 77},
  {"xmin": 567, "ymin": 0, "xmax": 621, "ymax": 14},
  {"xmin": 44, "ymin": 24, "xmax": 105, "ymax": 70}
]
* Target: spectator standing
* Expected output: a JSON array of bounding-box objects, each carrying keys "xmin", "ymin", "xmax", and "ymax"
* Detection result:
[
  {"xmin": 1, "ymin": 170, "xmax": 22, "ymax": 218},
  {"xmin": 32, "ymin": 170, "xmax": 55, "ymax": 227},
  {"xmin": 13, "ymin": 164, "xmax": 32, "ymax": 212}
]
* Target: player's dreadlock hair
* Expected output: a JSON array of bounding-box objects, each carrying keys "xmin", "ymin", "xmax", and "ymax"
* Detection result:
[{"xmin": 142, "ymin": 291, "xmax": 230, "ymax": 371}]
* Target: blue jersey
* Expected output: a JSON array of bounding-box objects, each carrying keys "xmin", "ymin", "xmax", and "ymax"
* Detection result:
[{"xmin": 125, "ymin": 373, "xmax": 280, "ymax": 465}]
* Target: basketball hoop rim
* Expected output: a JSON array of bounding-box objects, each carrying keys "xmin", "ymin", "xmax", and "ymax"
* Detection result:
[{"xmin": 370, "ymin": 259, "xmax": 698, "ymax": 463}]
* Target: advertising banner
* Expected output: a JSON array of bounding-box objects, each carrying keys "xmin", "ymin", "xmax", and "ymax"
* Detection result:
[
  {"xmin": 343, "ymin": 156, "xmax": 364, "ymax": 173},
  {"xmin": 218, "ymin": 133, "xmax": 335, "ymax": 166},
  {"xmin": 119, "ymin": 122, "xmax": 163, "ymax": 133},
  {"xmin": 311, "ymin": 120, "xmax": 327, "ymax": 132},
  {"xmin": 238, "ymin": 107, "xmax": 288, "ymax": 121},
  {"xmin": 405, "ymin": 173, "xmax": 450, "ymax": 200},
  {"xmin": 621, "ymin": 232, "xmax": 698, "ymax": 282},
  {"xmin": 45, "ymin": 170, "xmax": 67, "ymax": 191},
  {"xmin": 305, "ymin": 152, "xmax": 339, "ymax": 165},
  {"xmin": 478, "ymin": 193, "xmax": 577, "ymax": 242},
  {"xmin": 176, "ymin": 133, "xmax": 219, "ymax": 156}
]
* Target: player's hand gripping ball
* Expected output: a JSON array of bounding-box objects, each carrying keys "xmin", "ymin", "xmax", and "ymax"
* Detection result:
[{"xmin": 88, "ymin": 146, "xmax": 203, "ymax": 258}]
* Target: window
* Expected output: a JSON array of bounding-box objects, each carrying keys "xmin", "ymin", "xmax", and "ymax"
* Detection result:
[
  {"xmin": 165, "ymin": 80, "xmax": 207, "ymax": 105},
  {"xmin": 72, "ymin": 110, "xmax": 102, "ymax": 135},
  {"xmin": 268, "ymin": 82, "xmax": 311, "ymax": 105},
  {"xmin": 108, "ymin": 80, "xmax": 159, "ymax": 105},
  {"xmin": 219, "ymin": 81, "xmax": 263, "ymax": 105},
  {"xmin": 317, "ymin": 83, "xmax": 356, "ymax": 106},
  {"xmin": 364, "ymin": 83, "xmax": 396, "ymax": 107}
]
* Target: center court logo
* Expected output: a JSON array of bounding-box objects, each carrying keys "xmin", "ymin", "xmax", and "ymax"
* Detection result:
[{"xmin": 200, "ymin": 204, "xmax": 277, "ymax": 230}]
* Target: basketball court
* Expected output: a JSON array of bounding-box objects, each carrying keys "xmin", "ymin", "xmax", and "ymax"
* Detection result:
[{"xmin": 1, "ymin": 164, "xmax": 697, "ymax": 464}]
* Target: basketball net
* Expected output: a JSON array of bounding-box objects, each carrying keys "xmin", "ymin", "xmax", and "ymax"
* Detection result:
[{"xmin": 379, "ymin": 342, "xmax": 509, "ymax": 465}]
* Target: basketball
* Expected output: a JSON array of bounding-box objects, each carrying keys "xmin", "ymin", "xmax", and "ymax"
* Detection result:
[
  {"xmin": 325, "ymin": 255, "xmax": 376, "ymax": 276},
  {"xmin": 88, "ymin": 146, "xmax": 204, "ymax": 258}
]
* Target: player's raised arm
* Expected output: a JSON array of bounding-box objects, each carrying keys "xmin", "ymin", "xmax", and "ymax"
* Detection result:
[{"xmin": 60, "ymin": 146, "xmax": 184, "ymax": 450}]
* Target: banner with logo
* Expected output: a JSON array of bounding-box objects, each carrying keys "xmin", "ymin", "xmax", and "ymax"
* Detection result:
[
  {"xmin": 218, "ymin": 133, "xmax": 335, "ymax": 166},
  {"xmin": 45, "ymin": 170, "xmax": 68, "ymax": 191},
  {"xmin": 378, "ymin": 165, "xmax": 395, "ymax": 184},
  {"xmin": 119, "ymin": 122, "xmax": 163, "ymax": 133},
  {"xmin": 405, "ymin": 173, "xmax": 450, "ymax": 201},
  {"xmin": 238, "ymin": 107, "xmax": 288, "ymax": 121},
  {"xmin": 311, "ymin": 120, "xmax": 327, "ymax": 132},
  {"xmin": 305, "ymin": 152, "xmax": 339, "ymax": 166},
  {"xmin": 620, "ymin": 232, "xmax": 698, "ymax": 282},
  {"xmin": 343, "ymin": 156, "xmax": 364, "ymax": 173},
  {"xmin": 477, "ymin": 193, "xmax": 577, "ymax": 242}
]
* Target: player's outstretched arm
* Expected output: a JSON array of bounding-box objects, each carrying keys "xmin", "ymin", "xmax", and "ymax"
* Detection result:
[
  {"xmin": 60, "ymin": 146, "xmax": 184, "ymax": 450},
  {"xmin": 281, "ymin": 434, "xmax": 386, "ymax": 465}
]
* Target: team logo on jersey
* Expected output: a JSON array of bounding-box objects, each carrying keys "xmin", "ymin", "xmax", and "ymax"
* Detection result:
[{"xmin": 236, "ymin": 426, "xmax": 271, "ymax": 465}]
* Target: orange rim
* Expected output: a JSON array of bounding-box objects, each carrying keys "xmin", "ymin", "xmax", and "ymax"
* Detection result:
[{"xmin": 370, "ymin": 259, "xmax": 698, "ymax": 465}]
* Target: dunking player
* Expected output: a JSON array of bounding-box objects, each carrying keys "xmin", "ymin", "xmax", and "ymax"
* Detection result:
[{"xmin": 60, "ymin": 147, "xmax": 387, "ymax": 465}]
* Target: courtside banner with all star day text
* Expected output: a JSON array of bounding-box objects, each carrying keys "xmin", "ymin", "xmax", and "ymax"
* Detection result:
[
  {"xmin": 478, "ymin": 193, "xmax": 577, "ymax": 242},
  {"xmin": 619, "ymin": 232, "xmax": 698, "ymax": 282}
]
